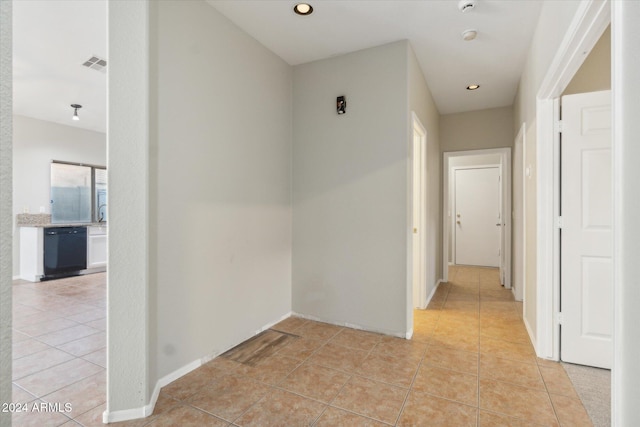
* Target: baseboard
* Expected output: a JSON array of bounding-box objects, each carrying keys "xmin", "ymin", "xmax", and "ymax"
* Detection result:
[
  {"xmin": 523, "ymin": 315, "xmax": 537, "ymax": 353},
  {"xmin": 12, "ymin": 275, "xmax": 20, "ymax": 280},
  {"xmin": 103, "ymin": 311, "xmax": 293, "ymax": 423},
  {"xmin": 423, "ymin": 279, "xmax": 443, "ymax": 308},
  {"xmin": 405, "ymin": 328, "xmax": 413, "ymax": 339},
  {"xmin": 292, "ymin": 311, "xmax": 406, "ymax": 338}
]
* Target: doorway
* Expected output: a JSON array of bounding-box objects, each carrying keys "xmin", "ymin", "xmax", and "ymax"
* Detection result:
[
  {"xmin": 411, "ymin": 113, "xmax": 427, "ymax": 309},
  {"xmin": 559, "ymin": 90, "xmax": 612, "ymax": 369},
  {"xmin": 453, "ymin": 166, "xmax": 501, "ymax": 268},
  {"xmin": 442, "ymin": 148, "xmax": 512, "ymax": 287}
]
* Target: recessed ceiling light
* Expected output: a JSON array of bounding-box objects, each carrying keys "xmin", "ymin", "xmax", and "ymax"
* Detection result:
[
  {"xmin": 466, "ymin": 84, "xmax": 480, "ymax": 91},
  {"xmin": 293, "ymin": 3, "xmax": 313, "ymax": 15}
]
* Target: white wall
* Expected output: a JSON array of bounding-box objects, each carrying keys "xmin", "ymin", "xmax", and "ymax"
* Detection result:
[
  {"xmin": 12, "ymin": 115, "xmax": 106, "ymax": 277},
  {"xmin": 408, "ymin": 44, "xmax": 441, "ymax": 329},
  {"xmin": 613, "ymin": 2, "xmax": 640, "ymax": 424},
  {"xmin": 440, "ymin": 106, "xmax": 514, "ymax": 153},
  {"xmin": 107, "ymin": 0, "xmax": 151, "ymax": 416},
  {"xmin": 512, "ymin": 0, "xmax": 582, "ymax": 341},
  {"xmin": 0, "ymin": 0, "xmax": 13, "ymax": 423},
  {"xmin": 292, "ymin": 41, "xmax": 410, "ymax": 336},
  {"xmin": 152, "ymin": 0, "xmax": 292, "ymax": 381}
]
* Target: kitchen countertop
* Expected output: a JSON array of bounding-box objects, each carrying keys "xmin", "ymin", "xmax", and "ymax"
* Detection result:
[{"xmin": 16, "ymin": 213, "xmax": 107, "ymax": 228}]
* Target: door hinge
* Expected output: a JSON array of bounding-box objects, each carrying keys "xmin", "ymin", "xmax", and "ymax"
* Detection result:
[
  {"xmin": 555, "ymin": 120, "xmax": 563, "ymax": 133},
  {"xmin": 556, "ymin": 312, "xmax": 564, "ymax": 325},
  {"xmin": 556, "ymin": 216, "xmax": 563, "ymax": 229}
]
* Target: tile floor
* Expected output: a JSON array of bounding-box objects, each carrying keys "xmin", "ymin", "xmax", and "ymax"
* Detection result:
[
  {"xmin": 11, "ymin": 273, "xmax": 106, "ymax": 427},
  {"xmin": 10, "ymin": 266, "xmax": 594, "ymax": 426}
]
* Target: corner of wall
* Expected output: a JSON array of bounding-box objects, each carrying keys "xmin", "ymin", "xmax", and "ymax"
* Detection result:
[{"xmin": 0, "ymin": 1, "xmax": 13, "ymax": 423}]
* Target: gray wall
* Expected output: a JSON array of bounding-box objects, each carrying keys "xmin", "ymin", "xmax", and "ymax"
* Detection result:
[
  {"xmin": 152, "ymin": 0, "xmax": 292, "ymax": 381},
  {"xmin": 408, "ymin": 45, "xmax": 442, "ymax": 329},
  {"xmin": 563, "ymin": 25, "xmax": 610, "ymax": 96},
  {"xmin": 12, "ymin": 115, "xmax": 106, "ymax": 277},
  {"xmin": 0, "ymin": 1, "xmax": 12, "ymax": 424},
  {"xmin": 613, "ymin": 2, "xmax": 640, "ymax": 424},
  {"xmin": 292, "ymin": 41, "xmax": 410, "ymax": 336},
  {"xmin": 440, "ymin": 106, "xmax": 514, "ymax": 153},
  {"xmin": 512, "ymin": 0, "xmax": 582, "ymax": 341}
]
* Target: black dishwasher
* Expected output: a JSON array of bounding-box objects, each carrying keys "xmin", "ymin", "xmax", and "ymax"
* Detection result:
[{"xmin": 43, "ymin": 227, "xmax": 87, "ymax": 279}]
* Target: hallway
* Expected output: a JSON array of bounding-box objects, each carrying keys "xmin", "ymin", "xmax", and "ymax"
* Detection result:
[
  {"xmin": 10, "ymin": 267, "xmax": 594, "ymax": 426},
  {"xmin": 109, "ymin": 266, "xmax": 591, "ymax": 426}
]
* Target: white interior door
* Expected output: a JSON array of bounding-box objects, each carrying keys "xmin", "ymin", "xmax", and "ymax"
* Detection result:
[
  {"xmin": 560, "ymin": 90, "xmax": 612, "ymax": 369},
  {"xmin": 454, "ymin": 167, "xmax": 501, "ymax": 267},
  {"xmin": 412, "ymin": 116, "xmax": 427, "ymax": 309}
]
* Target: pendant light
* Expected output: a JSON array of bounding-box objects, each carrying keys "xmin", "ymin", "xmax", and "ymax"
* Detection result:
[{"xmin": 71, "ymin": 104, "xmax": 82, "ymax": 121}]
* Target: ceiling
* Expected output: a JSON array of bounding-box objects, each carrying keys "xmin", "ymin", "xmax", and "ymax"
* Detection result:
[
  {"xmin": 207, "ymin": 0, "xmax": 544, "ymax": 114},
  {"xmin": 12, "ymin": 0, "xmax": 544, "ymax": 134},
  {"xmin": 13, "ymin": 0, "xmax": 107, "ymax": 133}
]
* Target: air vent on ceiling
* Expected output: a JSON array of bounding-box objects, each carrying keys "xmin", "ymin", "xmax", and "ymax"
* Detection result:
[{"xmin": 82, "ymin": 55, "xmax": 107, "ymax": 72}]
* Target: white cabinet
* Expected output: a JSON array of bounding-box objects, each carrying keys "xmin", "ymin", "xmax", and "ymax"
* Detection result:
[
  {"xmin": 19, "ymin": 227, "xmax": 44, "ymax": 282},
  {"xmin": 87, "ymin": 226, "xmax": 108, "ymax": 269}
]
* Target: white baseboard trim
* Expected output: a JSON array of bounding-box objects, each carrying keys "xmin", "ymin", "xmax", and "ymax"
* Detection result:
[
  {"xmin": 12, "ymin": 275, "xmax": 20, "ymax": 280},
  {"xmin": 292, "ymin": 311, "xmax": 406, "ymax": 339},
  {"xmin": 103, "ymin": 311, "xmax": 293, "ymax": 423},
  {"xmin": 405, "ymin": 328, "xmax": 413, "ymax": 339},
  {"xmin": 523, "ymin": 315, "xmax": 537, "ymax": 354},
  {"xmin": 424, "ymin": 279, "xmax": 443, "ymax": 307}
]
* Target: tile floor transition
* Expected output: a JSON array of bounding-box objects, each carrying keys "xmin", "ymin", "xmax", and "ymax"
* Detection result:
[{"xmin": 10, "ymin": 266, "xmax": 596, "ymax": 426}]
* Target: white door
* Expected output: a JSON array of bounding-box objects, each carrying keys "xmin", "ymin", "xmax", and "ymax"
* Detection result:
[
  {"xmin": 561, "ymin": 90, "xmax": 612, "ymax": 369},
  {"xmin": 412, "ymin": 117, "xmax": 427, "ymax": 308},
  {"xmin": 454, "ymin": 167, "xmax": 501, "ymax": 267}
]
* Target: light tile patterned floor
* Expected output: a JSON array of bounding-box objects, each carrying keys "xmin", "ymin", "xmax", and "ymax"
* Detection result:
[
  {"xmin": 11, "ymin": 273, "xmax": 106, "ymax": 427},
  {"xmin": 11, "ymin": 266, "xmax": 594, "ymax": 426}
]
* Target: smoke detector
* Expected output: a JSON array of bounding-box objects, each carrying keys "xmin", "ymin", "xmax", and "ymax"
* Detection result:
[{"xmin": 458, "ymin": 0, "xmax": 476, "ymax": 13}]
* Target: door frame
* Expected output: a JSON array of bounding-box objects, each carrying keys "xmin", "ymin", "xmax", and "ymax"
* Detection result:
[
  {"xmin": 411, "ymin": 112, "xmax": 427, "ymax": 309},
  {"xmin": 513, "ymin": 123, "xmax": 526, "ymax": 302},
  {"xmin": 534, "ymin": 0, "xmax": 610, "ymax": 361},
  {"xmin": 442, "ymin": 147, "xmax": 512, "ymax": 287},
  {"xmin": 451, "ymin": 164, "xmax": 501, "ymax": 267}
]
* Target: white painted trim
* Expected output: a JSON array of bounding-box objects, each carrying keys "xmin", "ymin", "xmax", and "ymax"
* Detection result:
[
  {"xmin": 410, "ymin": 112, "xmax": 428, "ymax": 311},
  {"xmin": 534, "ymin": 0, "xmax": 610, "ymax": 362},
  {"xmin": 12, "ymin": 275, "xmax": 19, "ymax": 281},
  {"xmin": 513, "ymin": 123, "xmax": 526, "ymax": 302},
  {"xmin": 442, "ymin": 148, "xmax": 512, "ymax": 287},
  {"xmin": 405, "ymin": 328, "xmax": 413, "ymax": 340},
  {"xmin": 523, "ymin": 314, "xmax": 537, "ymax": 351},
  {"xmin": 425, "ymin": 279, "xmax": 443, "ymax": 307},
  {"xmin": 104, "ymin": 312, "xmax": 293, "ymax": 423}
]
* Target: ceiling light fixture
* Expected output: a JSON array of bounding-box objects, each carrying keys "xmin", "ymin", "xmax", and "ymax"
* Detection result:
[
  {"xmin": 293, "ymin": 3, "xmax": 313, "ymax": 15},
  {"xmin": 466, "ymin": 84, "xmax": 480, "ymax": 91},
  {"xmin": 462, "ymin": 29, "xmax": 478, "ymax": 41},
  {"xmin": 71, "ymin": 104, "xmax": 82, "ymax": 121}
]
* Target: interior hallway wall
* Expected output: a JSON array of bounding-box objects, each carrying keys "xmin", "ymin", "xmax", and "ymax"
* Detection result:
[
  {"xmin": 440, "ymin": 106, "xmax": 514, "ymax": 153},
  {"xmin": 292, "ymin": 41, "xmax": 411, "ymax": 336},
  {"xmin": 151, "ymin": 0, "xmax": 293, "ymax": 381},
  {"xmin": 512, "ymin": 0, "xmax": 582, "ymax": 343},
  {"xmin": 408, "ymin": 44, "xmax": 441, "ymax": 329},
  {"xmin": 0, "ymin": 1, "xmax": 13, "ymax": 424},
  {"xmin": 563, "ymin": 25, "xmax": 611, "ymax": 96},
  {"xmin": 12, "ymin": 115, "xmax": 106, "ymax": 277}
]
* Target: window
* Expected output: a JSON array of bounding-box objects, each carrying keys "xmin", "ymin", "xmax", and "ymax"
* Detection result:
[{"xmin": 50, "ymin": 161, "xmax": 107, "ymax": 224}]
